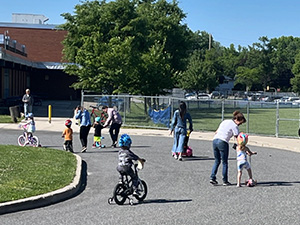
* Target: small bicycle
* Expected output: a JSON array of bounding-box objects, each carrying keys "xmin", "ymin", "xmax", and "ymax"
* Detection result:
[
  {"xmin": 18, "ymin": 124, "xmax": 39, "ymax": 147},
  {"xmin": 108, "ymin": 159, "xmax": 147, "ymax": 206}
]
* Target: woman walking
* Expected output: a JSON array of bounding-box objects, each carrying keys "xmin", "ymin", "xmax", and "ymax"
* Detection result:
[
  {"xmin": 210, "ymin": 110, "xmax": 246, "ymax": 186},
  {"xmin": 75, "ymin": 106, "xmax": 92, "ymax": 153},
  {"xmin": 170, "ymin": 101, "xmax": 193, "ymax": 161}
]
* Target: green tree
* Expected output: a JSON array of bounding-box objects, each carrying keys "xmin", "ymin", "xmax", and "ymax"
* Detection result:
[
  {"xmin": 61, "ymin": 0, "xmax": 190, "ymax": 95},
  {"xmin": 178, "ymin": 49, "xmax": 220, "ymax": 95},
  {"xmin": 291, "ymin": 51, "xmax": 300, "ymax": 93},
  {"xmin": 268, "ymin": 36, "xmax": 300, "ymax": 91},
  {"xmin": 235, "ymin": 66, "xmax": 260, "ymax": 91}
]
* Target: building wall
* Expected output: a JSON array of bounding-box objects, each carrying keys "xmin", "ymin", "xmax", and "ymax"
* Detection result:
[
  {"xmin": 31, "ymin": 69, "xmax": 80, "ymax": 100},
  {"xmin": 0, "ymin": 27, "xmax": 67, "ymax": 62}
]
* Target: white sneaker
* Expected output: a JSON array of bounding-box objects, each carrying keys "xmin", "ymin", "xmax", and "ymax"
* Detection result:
[
  {"xmin": 173, "ymin": 154, "xmax": 178, "ymax": 160},
  {"xmin": 178, "ymin": 156, "xmax": 183, "ymax": 161}
]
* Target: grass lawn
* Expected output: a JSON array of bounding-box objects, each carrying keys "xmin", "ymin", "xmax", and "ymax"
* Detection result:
[
  {"xmin": 0, "ymin": 115, "xmax": 23, "ymax": 123},
  {"xmin": 123, "ymin": 102, "xmax": 300, "ymax": 137},
  {"xmin": 0, "ymin": 145, "xmax": 77, "ymax": 203}
]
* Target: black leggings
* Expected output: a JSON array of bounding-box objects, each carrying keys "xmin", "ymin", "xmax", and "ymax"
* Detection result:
[
  {"xmin": 109, "ymin": 123, "xmax": 122, "ymax": 144},
  {"xmin": 80, "ymin": 125, "xmax": 91, "ymax": 148}
]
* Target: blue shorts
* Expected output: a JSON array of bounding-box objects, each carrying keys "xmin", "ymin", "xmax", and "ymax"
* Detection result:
[{"xmin": 237, "ymin": 161, "xmax": 251, "ymax": 171}]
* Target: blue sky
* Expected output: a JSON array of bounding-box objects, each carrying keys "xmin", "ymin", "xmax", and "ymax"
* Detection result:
[{"xmin": 1, "ymin": 0, "xmax": 300, "ymax": 47}]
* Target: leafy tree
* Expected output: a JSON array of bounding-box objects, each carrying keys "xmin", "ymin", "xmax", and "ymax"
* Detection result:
[
  {"xmin": 178, "ymin": 49, "xmax": 220, "ymax": 95},
  {"xmin": 61, "ymin": 0, "xmax": 190, "ymax": 95},
  {"xmin": 268, "ymin": 36, "xmax": 300, "ymax": 91},
  {"xmin": 235, "ymin": 66, "xmax": 260, "ymax": 91},
  {"xmin": 291, "ymin": 51, "xmax": 300, "ymax": 93}
]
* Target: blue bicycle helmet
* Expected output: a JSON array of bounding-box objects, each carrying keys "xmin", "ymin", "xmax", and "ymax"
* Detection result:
[
  {"xmin": 95, "ymin": 117, "xmax": 101, "ymax": 122},
  {"xmin": 27, "ymin": 113, "xmax": 34, "ymax": 118},
  {"xmin": 118, "ymin": 134, "xmax": 132, "ymax": 148}
]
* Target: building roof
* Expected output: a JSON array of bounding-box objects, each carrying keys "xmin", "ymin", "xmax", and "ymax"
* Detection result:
[
  {"xmin": 0, "ymin": 22, "xmax": 61, "ymax": 30},
  {"xmin": 0, "ymin": 47, "xmax": 66, "ymax": 70}
]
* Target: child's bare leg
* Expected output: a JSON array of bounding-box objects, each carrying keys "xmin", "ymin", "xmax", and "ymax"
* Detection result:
[
  {"xmin": 237, "ymin": 170, "xmax": 242, "ymax": 187},
  {"xmin": 247, "ymin": 168, "xmax": 253, "ymax": 180}
]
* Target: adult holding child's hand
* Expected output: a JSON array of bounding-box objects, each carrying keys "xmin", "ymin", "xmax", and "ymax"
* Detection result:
[{"xmin": 210, "ymin": 110, "xmax": 246, "ymax": 186}]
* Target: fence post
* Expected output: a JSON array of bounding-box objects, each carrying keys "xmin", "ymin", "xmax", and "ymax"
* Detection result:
[
  {"xmin": 123, "ymin": 96, "xmax": 126, "ymax": 125},
  {"xmin": 81, "ymin": 90, "xmax": 84, "ymax": 107},
  {"xmin": 246, "ymin": 101, "xmax": 250, "ymax": 134},
  {"xmin": 221, "ymin": 99, "xmax": 225, "ymax": 121},
  {"xmin": 275, "ymin": 101, "xmax": 279, "ymax": 138}
]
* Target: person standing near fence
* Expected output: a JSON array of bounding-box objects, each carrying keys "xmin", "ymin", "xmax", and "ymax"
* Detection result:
[
  {"xmin": 22, "ymin": 89, "xmax": 34, "ymax": 119},
  {"xmin": 210, "ymin": 110, "xmax": 246, "ymax": 186},
  {"xmin": 75, "ymin": 106, "xmax": 92, "ymax": 153},
  {"xmin": 170, "ymin": 101, "xmax": 193, "ymax": 161},
  {"xmin": 102, "ymin": 105, "xmax": 123, "ymax": 148}
]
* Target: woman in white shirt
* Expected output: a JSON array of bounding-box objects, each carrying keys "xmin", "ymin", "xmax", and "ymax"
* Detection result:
[{"xmin": 210, "ymin": 111, "xmax": 246, "ymax": 186}]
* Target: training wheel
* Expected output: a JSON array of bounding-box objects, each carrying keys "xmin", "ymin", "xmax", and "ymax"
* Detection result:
[
  {"xmin": 108, "ymin": 197, "xmax": 113, "ymax": 205},
  {"xmin": 129, "ymin": 199, "xmax": 134, "ymax": 206}
]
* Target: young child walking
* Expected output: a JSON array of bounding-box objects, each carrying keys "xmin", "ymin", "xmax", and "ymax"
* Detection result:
[
  {"xmin": 92, "ymin": 117, "xmax": 105, "ymax": 148},
  {"xmin": 62, "ymin": 119, "xmax": 73, "ymax": 153},
  {"xmin": 236, "ymin": 132, "xmax": 257, "ymax": 187}
]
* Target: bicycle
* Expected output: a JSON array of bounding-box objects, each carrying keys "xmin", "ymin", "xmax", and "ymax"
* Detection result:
[
  {"xmin": 108, "ymin": 159, "xmax": 147, "ymax": 206},
  {"xmin": 90, "ymin": 105, "xmax": 108, "ymax": 126},
  {"xmin": 17, "ymin": 124, "xmax": 39, "ymax": 147},
  {"xmin": 90, "ymin": 105, "xmax": 100, "ymax": 124}
]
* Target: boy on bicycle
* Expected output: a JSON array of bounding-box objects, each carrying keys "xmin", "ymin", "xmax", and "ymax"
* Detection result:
[{"xmin": 117, "ymin": 134, "xmax": 145, "ymax": 196}]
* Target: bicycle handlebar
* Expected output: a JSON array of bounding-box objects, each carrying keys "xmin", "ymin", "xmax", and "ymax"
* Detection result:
[{"xmin": 90, "ymin": 105, "xmax": 99, "ymax": 109}]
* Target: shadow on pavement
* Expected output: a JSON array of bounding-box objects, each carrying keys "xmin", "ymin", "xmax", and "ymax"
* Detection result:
[
  {"xmin": 257, "ymin": 181, "xmax": 300, "ymax": 187},
  {"xmin": 141, "ymin": 199, "xmax": 192, "ymax": 204},
  {"xmin": 183, "ymin": 156, "xmax": 236, "ymax": 161}
]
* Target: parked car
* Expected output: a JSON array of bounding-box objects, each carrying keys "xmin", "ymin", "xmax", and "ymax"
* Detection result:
[
  {"xmin": 185, "ymin": 93, "xmax": 197, "ymax": 100},
  {"xmin": 197, "ymin": 93, "xmax": 211, "ymax": 100},
  {"xmin": 210, "ymin": 91, "xmax": 222, "ymax": 99}
]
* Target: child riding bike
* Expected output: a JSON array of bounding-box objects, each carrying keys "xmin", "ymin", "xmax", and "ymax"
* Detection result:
[
  {"xmin": 116, "ymin": 134, "xmax": 145, "ymax": 196},
  {"xmin": 18, "ymin": 113, "xmax": 38, "ymax": 146}
]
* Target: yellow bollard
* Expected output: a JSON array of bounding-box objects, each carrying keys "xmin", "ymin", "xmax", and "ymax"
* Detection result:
[{"xmin": 48, "ymin": 105, "xmax": 52, "ymax": 123}]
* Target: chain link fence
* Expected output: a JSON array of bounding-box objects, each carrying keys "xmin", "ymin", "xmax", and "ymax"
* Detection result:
[{"xmin": 82, "ymin": 93, "xmax": 300, "ymax": 138}]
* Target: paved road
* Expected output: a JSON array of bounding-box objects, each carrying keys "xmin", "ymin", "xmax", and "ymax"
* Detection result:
[{"xmin": 1, "ymin": 130, "xmax": 300, "ymax": 224}]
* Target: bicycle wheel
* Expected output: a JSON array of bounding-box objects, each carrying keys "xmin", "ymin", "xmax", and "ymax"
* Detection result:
[
  {"xmin": 134, "ymin": 180, "xmax": 147, "ymax": 201},
  {"xmin": 30, "ymin": 136, "xmax": 39, "ymax": 147},
  {"xmin": 113, "ymin": 183, "xmax": 127, "ymax": 205},
  {"xmin": 18, "ymin": 135, "xmax": 26, "ymax": 146}
]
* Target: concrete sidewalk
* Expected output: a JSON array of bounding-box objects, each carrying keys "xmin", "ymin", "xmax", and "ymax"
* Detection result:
[{"xmin": 1, "ymin": 116, "xmax": 299, "ymax": 153}]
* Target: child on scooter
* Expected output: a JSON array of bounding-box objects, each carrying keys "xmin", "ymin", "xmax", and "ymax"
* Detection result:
[
  {"xmin": 92, "ymin": 117, "xmax": 104, "ymax": 148},
  {"xmin": 116, "ymin": 134, "xmax": 145, "ymax": 196},
  {"xmin": 236, "ymin": 132, "xmax": 257, "ymax": 187}
]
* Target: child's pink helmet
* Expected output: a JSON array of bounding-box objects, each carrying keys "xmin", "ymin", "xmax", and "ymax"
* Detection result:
[{"xmin": 237, "ymin": 132, "xmax": 248, "ymax": 146}]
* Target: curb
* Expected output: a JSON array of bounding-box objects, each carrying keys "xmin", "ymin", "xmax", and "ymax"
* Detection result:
[{"xmin": 0, "ymin": 154, "xmax": 82, "ymax": 215}]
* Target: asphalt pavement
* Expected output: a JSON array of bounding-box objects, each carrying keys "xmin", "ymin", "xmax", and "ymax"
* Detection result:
[
  {"xmin": 0, "ymin": 107, "xmax": 300, "ymax": 224},
  {"xmin": 0, "ymin": 127, "xmax": 300, "ymax": 224}
]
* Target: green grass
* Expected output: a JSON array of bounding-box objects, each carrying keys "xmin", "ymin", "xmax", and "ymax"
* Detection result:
[
  {"xmin": 0, "ymin": 145, "xmax": 77, "ymax": 203},
  {"xmin": 121, "ymin": 101, "xmax": 300, "ymax": 137},
  {"xmin": 0, "ymin": 115, "xmax": 23, "ymax": 123}
]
